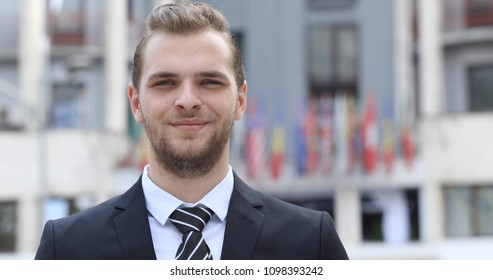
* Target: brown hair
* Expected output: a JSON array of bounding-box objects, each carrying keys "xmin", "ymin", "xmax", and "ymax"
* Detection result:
[{"xmin": 131, "ymin": 2, "xmax": 245, "ymax": 91}]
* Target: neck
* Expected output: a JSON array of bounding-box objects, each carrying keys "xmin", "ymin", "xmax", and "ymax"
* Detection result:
[{"xmin": 148, "ymin": 152, "xmax": 230, "ymax": 203}]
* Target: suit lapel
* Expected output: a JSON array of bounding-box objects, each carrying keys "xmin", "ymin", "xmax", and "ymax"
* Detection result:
[
  {"xmin": 110, "ymin": 173, "xmax": 263, "ymax": 260},
  {"xmin": 221, "ymin": 173, "xmax": 264, "ymax": 260},
  {"xmin": 112, "ymin": 177, "xmax": 156, "ymax": 260}
]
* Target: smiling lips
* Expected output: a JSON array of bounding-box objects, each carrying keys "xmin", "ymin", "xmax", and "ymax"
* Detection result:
[{"xmin": 170, "ymin": 119, "xmax": 209, "ymax": 132}]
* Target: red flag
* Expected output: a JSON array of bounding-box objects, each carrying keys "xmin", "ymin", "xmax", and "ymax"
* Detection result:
[
  {"xmin": 362, "ymin": 93, "xmax": 378, "ymax": 173},
  {"xmin": 245, "ymin": 102, "xmax": 265, "ymax": 179},
  {"xmin": 401, "ymin": 126, "xmax": 414, "ymax": 169}
]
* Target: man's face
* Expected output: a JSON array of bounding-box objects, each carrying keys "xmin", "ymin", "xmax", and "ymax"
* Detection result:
[{"xmin": 128, "ymin": 30, "xmax": 246, "ymax": 178}]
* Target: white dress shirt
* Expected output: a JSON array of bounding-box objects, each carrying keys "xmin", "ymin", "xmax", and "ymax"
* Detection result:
[{"xmin": 141, "ymin": 164, "xmax": 234, "ymax": 260}]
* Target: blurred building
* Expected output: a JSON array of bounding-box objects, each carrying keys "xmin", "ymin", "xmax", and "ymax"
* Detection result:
[
  {"xmin": 1, "ymin": 0, "xmax": 493, "ymax": 259},
  {"xmin": 0, "ymin": 0, "xmax": 155, "ymax": 257}
]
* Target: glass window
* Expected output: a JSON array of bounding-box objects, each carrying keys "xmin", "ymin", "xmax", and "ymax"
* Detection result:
[
  {"xmin": 468, "ymin": 65, "xmax": 493, "ymax": 112},
  {"xmin": 49, "ymin": 83, "xmax": 86, "ymax": 129},
  {"xmin": 308, "ymin": 25, "xmax": 358, "ymax": 96},
  {"xmin": 0, "ymin": 201, "xmax": 17, "ymax": 252},
  {"xmin": 478, "ymin": 186, "xmax": 493, "ymax": 235},
  {"xmin": 361, "ymin": 189, "xmax": 420, "ymax": 242},
  {"xmin": 444, "ymin": 186, "xmax": 472, "ymax": 236},
  {"xmin": 444, "ymin": 185, "xmax": 493, "ymax": 237}
]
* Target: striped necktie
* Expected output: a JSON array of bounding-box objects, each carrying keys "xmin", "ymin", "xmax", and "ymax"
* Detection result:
[{"xmin": 169, "ymin": 206, "xmax": 214, "ymax": 260}]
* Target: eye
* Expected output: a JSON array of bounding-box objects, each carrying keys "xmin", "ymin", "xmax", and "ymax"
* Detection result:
[
  {"xmin": 154, "ymin": 80, "xmax": 175, "ymax": 87},
  {"xmin": 201, "ymin": 80, "xmax": 223, "ymax": 87}
]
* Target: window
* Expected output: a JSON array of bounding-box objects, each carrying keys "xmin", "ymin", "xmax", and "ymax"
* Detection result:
[
  {"xmin": 465, "ymin": 0, "xmax": 493, "ymax": 27},
  {"xmin": 444, "ymin": 185, "xmax": 493, "ymax": 237},
  {"xmin": 468, "ymin": 64, "xmax": 493, "ymax": 112},
  {"xmin": 308, "ymin": 25, "xmax": 358, "ymax": 96},
  {"xmin": 0, "ymin": 201, "xmax": 17, "ymax": 252},
  {"xmin": 48, "ymin": 0, "xmax": 86, "ymax": 45},
  {"xmin": 361, "ymin": 189, "xmax": 420, "ymax": 242},
  {"xmin": 49, "ymin": 83, "xmax": 86, "ymax": 129}
]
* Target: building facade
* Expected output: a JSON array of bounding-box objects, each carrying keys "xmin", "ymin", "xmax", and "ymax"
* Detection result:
[{"xmin": 1, "ymin": 0, "xmax": 493, "ymax": 259}]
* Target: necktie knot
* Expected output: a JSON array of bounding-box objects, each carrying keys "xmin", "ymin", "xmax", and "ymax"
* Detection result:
[
  {"xmin": 169, "ymin": 206, "xmax": 214, "ymax": 260},
  {"xmin": 169, "ymin": 206, "xmax": 213, "ymax": 234}
]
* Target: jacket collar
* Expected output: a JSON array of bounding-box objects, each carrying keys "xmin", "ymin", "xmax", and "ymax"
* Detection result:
[
  {"xmin": 112, "ymin": 172, "xmax": 265, "ymax": 260},
  {"xmin": 113, "ymin": 176, "xmax": 157, "ymax": 260},
  {"xmin": 220, "ymin": 173, "xmax": 265, "ymax": 260}
]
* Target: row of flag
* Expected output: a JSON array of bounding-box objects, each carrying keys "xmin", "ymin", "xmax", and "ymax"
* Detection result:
[
  {"xmin": 121, "ymin": 92, "xmax": 416, "ymax": 182},
  {"xmin": 243, "ymin": 93, "xmax": 416, "ymax": 180}
]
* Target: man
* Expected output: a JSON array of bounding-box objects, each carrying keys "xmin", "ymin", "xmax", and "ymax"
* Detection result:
[{"xmin": 35, "ymin": 2, "xmax": 348, "ymax": 260}]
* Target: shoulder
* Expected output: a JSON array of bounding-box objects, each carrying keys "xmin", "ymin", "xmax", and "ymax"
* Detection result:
[
  {"xmin": 47, "ymin": 195, "xmax": 120, "ymax": 239},
  {"xmin": 232, "ymin": 174, "xmax": 329, "ymax": 240},
  {"xmin": 232, "ymin": 172, "xmax": 324, "ymax": 221},
  {"xmin": 49, "ymin": 178, "xmax": 144, "ymax": 233},
  {"xmin": 256, "ymin": 190, "xmax": 324, "ymax": 220},
  {"xmin": 231, "ymin": 172, "xmax": 349, "ymax": 259}
]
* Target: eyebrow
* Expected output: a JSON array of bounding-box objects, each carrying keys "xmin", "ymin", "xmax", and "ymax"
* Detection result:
[
  {"xmin": 195, "ymin": 71, "xmax": 229, "ymax": 80},
  {"xmin": 146, "ymin": 70, "xmax": 229, "ymax": 82},
  {"xmin": 147, "ymin": 71, "xmax": 178, "ymax": 82}
]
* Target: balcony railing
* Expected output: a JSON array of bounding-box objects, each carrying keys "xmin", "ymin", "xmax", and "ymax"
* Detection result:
[
  {"xmin": 443, "ymin": 0, "xmax": 493, "ymax": 32},
  {"xmin": 47, "ymin": 11, "xmax": 146, "ymax": 50},
  {"xmin": 48, "ymin": 12, "xmax": 103, "ymax": 46}
]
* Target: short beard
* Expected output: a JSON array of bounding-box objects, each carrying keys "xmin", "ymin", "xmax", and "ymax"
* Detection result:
[{"xmin": 144, "ymin": 118, "xmax": 234, "ymax": 179}]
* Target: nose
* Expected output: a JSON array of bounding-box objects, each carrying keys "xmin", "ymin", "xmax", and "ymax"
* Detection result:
[{"xmin": 174, "ymin": 82, "xmax": 201, "ymax": 112}]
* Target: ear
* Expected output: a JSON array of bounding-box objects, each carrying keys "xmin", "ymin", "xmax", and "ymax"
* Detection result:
[
  {"xmin": 234, "ymin": 81, "xmax": 247, "ymax": 121},
  {"xmin": 128, "ymin": 82, "xmax": 144, "ymax": 124}
]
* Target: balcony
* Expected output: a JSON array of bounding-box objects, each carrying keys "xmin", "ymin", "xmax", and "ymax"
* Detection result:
[{"xmin": 443, "ymin": 0, "xmax": 493, "ymax": 47}]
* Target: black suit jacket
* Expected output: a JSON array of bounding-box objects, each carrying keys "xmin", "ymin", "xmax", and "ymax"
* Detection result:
[{"xmin": 35, "ymin": 173, "xmax": 348, "ymax": 260}]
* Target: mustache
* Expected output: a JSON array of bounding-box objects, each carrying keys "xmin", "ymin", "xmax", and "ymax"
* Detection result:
[
  {"xmin": 174, "ymin": 111, "xmax": 202, "ymax": 119},
  {"xmin": 168, "ymin": 112, "xmax": 215, "ymax": 122}
]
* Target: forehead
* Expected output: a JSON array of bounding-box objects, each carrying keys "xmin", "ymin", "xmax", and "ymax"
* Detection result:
[{"xmin": 141, "ymin": 30, "xmax": 234, "ymax": 75}]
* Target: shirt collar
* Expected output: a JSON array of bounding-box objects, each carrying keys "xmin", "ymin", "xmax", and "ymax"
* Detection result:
[{"xmin": 141, "ymin": 165, "xmax": 234, "ymax": 226}]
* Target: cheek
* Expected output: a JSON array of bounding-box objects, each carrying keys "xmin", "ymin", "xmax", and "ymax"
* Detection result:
[
  {"xmin": 141, "ymin": 96, "xmax": 172, "ymax": 120},
  {"xmin": 223, "ymin": 98, "xmax": 238, "ymax": 120}
]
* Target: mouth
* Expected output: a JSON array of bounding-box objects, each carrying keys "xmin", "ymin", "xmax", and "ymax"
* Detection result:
[{"xmin": 170, "ymin": 119, "xmax": 209, "ymax": 132}]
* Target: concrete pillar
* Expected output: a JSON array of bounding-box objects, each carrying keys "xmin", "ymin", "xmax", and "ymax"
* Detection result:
[
  {"xmin": 418, "ymin": 0, "xmax": 444, "ymax": 117},
  {"xmin": 335, "ymin": 184, "xmax": 361, "ymax": 246},
  {"xmin": 18, "ymin": 0, "xmax": 47, "ymax": 254},
  {"xmin": 18, "ymin": 0, "xmax": 47, "ymax": 129},
  {"xmin": 17, "ymin": 195, "xmax": 39, "ymax": 253},
  {"xmin": 104, "ymin": 0, "xmax": 128, "ymax": 134},
  {"xmin": 419, "ymin": 178, "xmax": 444, "ymax": 242},
  {"xmin": 394, "ymin": 0, "xmax": 414, "ymax": 125},
  {"xmin": 418, "ymin": 0, "xmax": 444, "ymax": 243}
]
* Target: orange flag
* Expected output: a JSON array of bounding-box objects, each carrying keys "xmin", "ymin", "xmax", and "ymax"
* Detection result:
[{"xmin": 270, "ymin": 124, "xmax": 285, "ymax": 180}]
